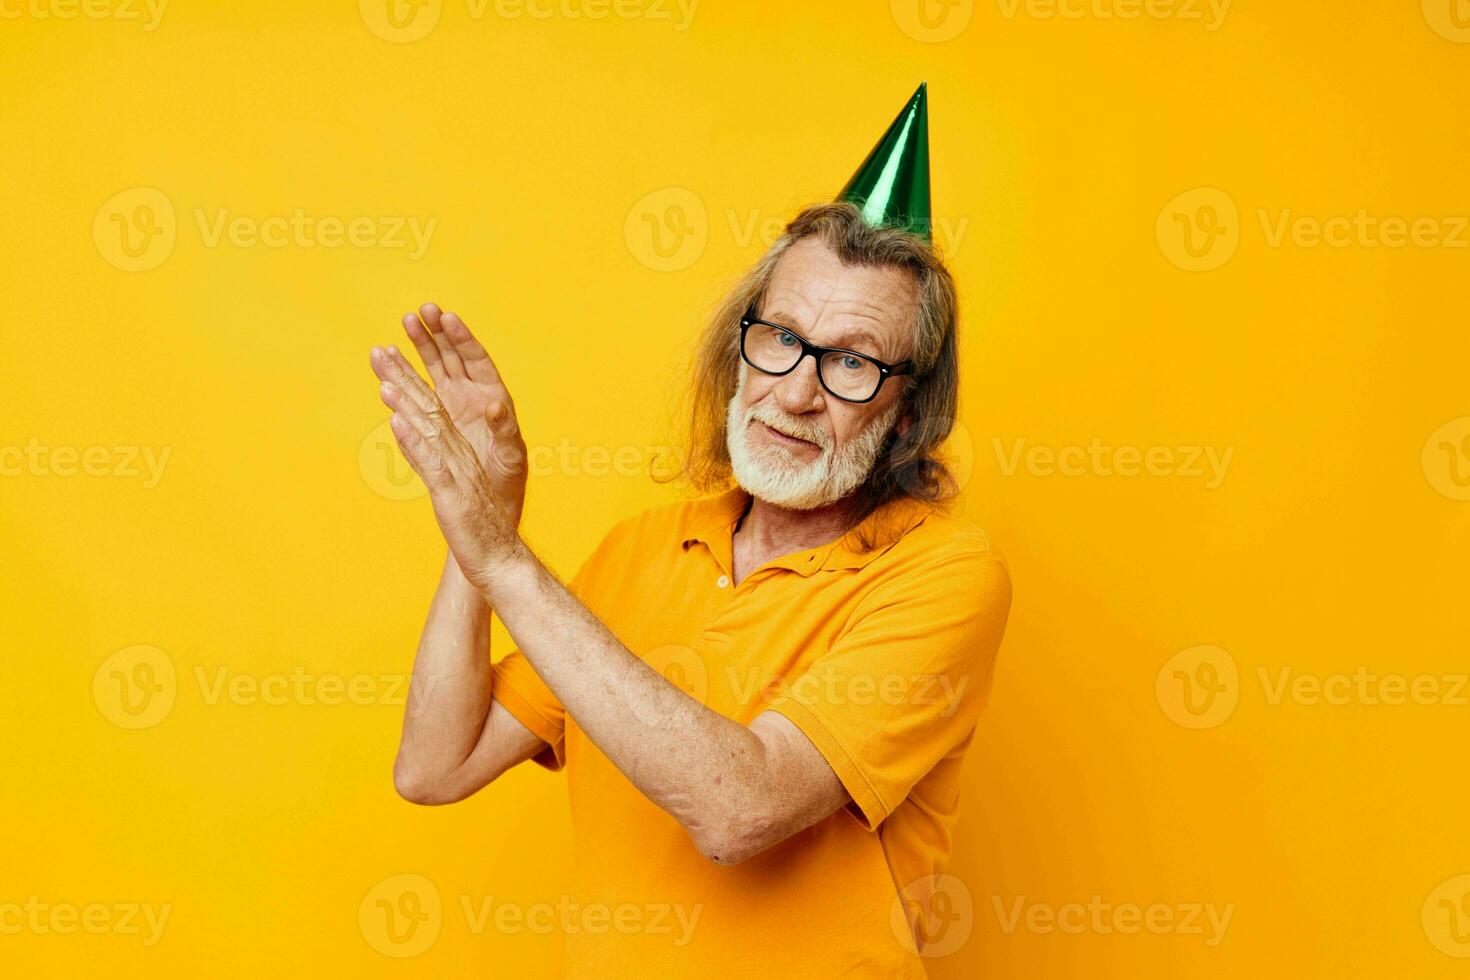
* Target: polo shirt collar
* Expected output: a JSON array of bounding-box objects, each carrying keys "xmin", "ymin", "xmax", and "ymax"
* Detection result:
[{"xmin": 679, "ymin": 486, "xmax": 936, "ymax": 578}]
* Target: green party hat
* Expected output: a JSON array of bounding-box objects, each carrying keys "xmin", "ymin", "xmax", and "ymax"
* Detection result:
[{"xmin": 837, "ymin": 82, "xmax": 932, "ymax": 241}]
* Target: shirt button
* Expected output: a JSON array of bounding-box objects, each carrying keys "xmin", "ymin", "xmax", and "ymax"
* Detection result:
[{"xmin": 716, "ymin": 575, "xmax": 730, "ymax": 589}]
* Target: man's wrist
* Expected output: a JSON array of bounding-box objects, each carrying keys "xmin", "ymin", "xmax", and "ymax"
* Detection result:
[{"xmin": 477, "ymin": 537, "xmax": 540, "ymax": 605}]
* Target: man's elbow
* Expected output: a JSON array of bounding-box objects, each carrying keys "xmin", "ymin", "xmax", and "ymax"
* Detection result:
[
  {"xmin": 393, "ymin": 759, "xmax": 475, "ymax": 806},
  {"xmin": 687, "ymin": 809, "xmax": 782, "ymax": 866}
]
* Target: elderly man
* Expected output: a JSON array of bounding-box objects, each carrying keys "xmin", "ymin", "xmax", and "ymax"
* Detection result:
[{"xmin": 369, "ymin": 85, "xmax": 1011, "ymax": 977}]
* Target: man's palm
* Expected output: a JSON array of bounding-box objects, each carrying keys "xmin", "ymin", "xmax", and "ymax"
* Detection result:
[{"xmin": 400, "ymin": 303, "xmax": 527, "ymax": 526}]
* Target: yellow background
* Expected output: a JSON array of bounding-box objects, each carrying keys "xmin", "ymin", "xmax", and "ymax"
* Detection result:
[{"xmin": 3, "ymin": 0, "xmax": 1468, "ymax": 976}]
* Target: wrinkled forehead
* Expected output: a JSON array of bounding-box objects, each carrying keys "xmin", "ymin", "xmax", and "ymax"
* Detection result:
[{"xmin": 759, "ymin": 238, "xmax": 919, "ymax": 362}]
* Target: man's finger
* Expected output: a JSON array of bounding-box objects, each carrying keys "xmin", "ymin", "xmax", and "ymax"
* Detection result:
[
  {"xmin": 401, "ymin": 312, "xmax": 447, "ymax": 384},
  {"xmin": 378, "ymin": 370, "xmax": 486, "ymax": 484},
  {"xmin": 441, "ymin": 311, "xmax": 506, "ymax": 387},
  {"xmin": 388, "ymin": 413, "xmax": 452, "ymax": 490},
  {"xmin": 419, "ymin": 302, "xmax": 467, "ymax": 380},
  {"xmin": 372, "ymin": 345, "xmax": 442, "ymax": 417},
  {"xmin": 378, "ymin": 381, "xmax": 443, "ymax": 443}
]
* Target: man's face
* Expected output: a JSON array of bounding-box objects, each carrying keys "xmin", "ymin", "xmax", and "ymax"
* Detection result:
[{"xmin": 726, "ymin": 236, "xmax": 919, "ymax": 510}]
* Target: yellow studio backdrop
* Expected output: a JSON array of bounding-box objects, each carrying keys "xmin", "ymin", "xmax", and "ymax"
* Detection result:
[{"xmin": 2, "ymin": 1, "xmax": 1467, "ymax": 976}]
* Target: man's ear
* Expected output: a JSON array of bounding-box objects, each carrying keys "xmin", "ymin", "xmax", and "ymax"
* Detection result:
[{"xmin": 895, "ymin": 411, "xmax": 913, "ymax": 439}]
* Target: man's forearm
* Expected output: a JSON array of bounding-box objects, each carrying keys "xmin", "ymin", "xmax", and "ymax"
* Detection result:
[
  {"xmin": 394, "ymin": 551, "xmax": 495, "ymax": 789},
  {"xmin": 482, "ymin": 551, "xmax": 778, "ymax": 856}
]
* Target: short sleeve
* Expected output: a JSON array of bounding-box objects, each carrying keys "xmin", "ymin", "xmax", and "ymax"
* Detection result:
[
  {"xmin": 765, "ymin": 548, "xmax": 1012, "ymax": 829},
  {"xmin": 490, "ymin": 534, "xmax": 612, "ymax": 772}
]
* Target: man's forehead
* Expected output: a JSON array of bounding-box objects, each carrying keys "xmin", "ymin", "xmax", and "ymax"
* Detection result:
[
  {"xmin": 765, "ymin": 239, "xmax": 917, "ymax": 310},
  {"xmin": 762, "ymin": 243, "xmax": 918, "ymax": 353}
]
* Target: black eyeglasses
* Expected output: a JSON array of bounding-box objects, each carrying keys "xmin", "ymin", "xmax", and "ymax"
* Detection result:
[{"xmin": 738, "ymin": 306, "xmax": 914, "ymax": 404}]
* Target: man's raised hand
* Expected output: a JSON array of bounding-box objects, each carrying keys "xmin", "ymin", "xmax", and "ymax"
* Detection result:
[
  {"xmin": 397, "ymin": 303, "xmax": 528, "ymax": 528},
  {"xmin": 370, "ymin": 336, "xmax": 526, "ymax": 592}
]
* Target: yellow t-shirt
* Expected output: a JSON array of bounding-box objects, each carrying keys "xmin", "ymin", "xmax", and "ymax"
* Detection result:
[{"xmin": 490, "ymin": 486, "xmax": 1012, "ymax": 977}]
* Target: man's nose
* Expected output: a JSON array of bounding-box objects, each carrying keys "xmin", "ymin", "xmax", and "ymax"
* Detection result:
[{"xmin": 771, "ymin": 354, "xmax": 825, "ymax": 414}]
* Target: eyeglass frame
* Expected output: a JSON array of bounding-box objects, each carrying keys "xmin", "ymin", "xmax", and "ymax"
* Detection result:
[{"xmin": 738, "ymin": 305, "xmax": 915, "ymax": 404}]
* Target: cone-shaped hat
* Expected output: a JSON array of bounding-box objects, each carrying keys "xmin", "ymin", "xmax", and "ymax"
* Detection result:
[{"xmin": 836, "ymin": 82, "xmax": 932, "ymax": 241}]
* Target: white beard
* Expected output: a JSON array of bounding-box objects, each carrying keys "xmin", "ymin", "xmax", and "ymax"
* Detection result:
[{"xmin": 725, "ymin": 367, "xmax": 901, "ymax": 510}]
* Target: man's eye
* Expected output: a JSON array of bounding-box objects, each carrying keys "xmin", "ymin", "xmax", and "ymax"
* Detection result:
[
  {"xmin": 840, "ymin": 355, "xmax": 863, "ymax": 371},
  {"xmin": 776, "ymin": 331, "xmax": 798, "ymax": 347}
]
